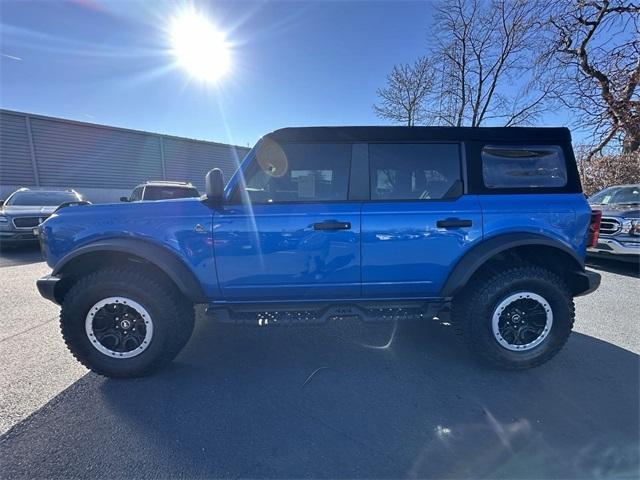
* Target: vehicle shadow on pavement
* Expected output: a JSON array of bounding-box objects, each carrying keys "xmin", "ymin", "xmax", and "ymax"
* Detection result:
[
  {"xmin": 586, "ymin": 256, "xmax": 639, "ymax": 279},
  {"xmin": 2, "ymin": 317, "xmax": 638, "ymax": 479},
  {"xmin": 0, "ymin": 244, "xmax": 43, "ymax": 267}
]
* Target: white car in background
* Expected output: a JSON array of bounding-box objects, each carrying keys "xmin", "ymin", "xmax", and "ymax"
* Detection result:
[{"xmin": 120, "ymin": 180, "xmax": 200, "ymax": 202}]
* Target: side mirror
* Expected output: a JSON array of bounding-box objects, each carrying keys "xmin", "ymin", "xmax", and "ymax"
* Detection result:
[
  {"xmin": 120, "ymin": 196, "xmax": 129, "ymax": 202},
  {"xmin": 0, "ymin": 199, "xmax": 4, "ymax": 207},
  {"xmin": 205, "ymin": 168, "xmax": 225, "ymax": 203}
]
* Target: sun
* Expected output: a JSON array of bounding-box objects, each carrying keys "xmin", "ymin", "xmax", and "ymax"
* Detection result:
[{"xmin": 170, "ymin": 10, "xmax": 231, "ymax": 83}]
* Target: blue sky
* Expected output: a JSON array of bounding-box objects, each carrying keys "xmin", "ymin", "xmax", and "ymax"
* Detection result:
[{"xmin": 1, "ymin": 0, "xmax": 574, "ymax": 147}]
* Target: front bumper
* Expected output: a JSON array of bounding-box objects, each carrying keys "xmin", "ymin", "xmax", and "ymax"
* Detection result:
[
  {"xmin": 574, "ymin": 270, "xmax": 601, "ymax": 297},
  {"xmin": 0, "ymin": 230, "xmax": 38, "ymax": 243},
  {"xmin": 37, "ymin": 274, "xmax": 61, "ymax": 304},
  {"xmin": 588, "ymin": 237, "xmax": 640, "ymax": 257}
]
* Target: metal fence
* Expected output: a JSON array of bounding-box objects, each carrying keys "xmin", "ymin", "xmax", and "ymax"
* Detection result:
[{"xmin": 0, "ymin": 109, "xmax": 250, "ymax": 202}]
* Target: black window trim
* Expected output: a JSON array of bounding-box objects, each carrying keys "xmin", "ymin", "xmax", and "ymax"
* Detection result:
[
  {"xmin": 460, "ymin": 141, "xmax": 469, "ymax": 195},
  {"xmin": 348, "ymin": 143, "xmax": 369, "ymax": 201}
]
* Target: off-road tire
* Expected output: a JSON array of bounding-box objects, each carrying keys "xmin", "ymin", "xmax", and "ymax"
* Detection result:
[
  {"xmin": 60, "ymin": 267, "xmax": 195, "ymax": 378},
  {"xmin": 451, "ymin": 265, "xmax": 574, "ymax": 369}
]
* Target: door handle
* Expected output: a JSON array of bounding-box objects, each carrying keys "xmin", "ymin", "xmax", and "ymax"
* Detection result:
[
  {"xmin": 436, "ymin": 218, "xmax": 472, "ymax": 228},
  {"xmin": 313, "ymin": 220, "xmax": 351, "ymax": 231}
]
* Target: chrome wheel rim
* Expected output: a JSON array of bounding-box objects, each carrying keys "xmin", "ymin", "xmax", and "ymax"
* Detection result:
[
  {"xmin": 491, "ymin": 292, "xmax": 553, "ymax": 352},
  {"xmin": 85, "ymin": 297, "xmax": 153, "ymax": 358}
]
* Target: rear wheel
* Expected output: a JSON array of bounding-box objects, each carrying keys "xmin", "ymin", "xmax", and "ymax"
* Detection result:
[
  {"xmin": 451, "ymin": 265, "xmax": 574, "ymax": 369},
  {"xmin": 60, "ymin": 267, "xmax": 195, "ymax": 378}
]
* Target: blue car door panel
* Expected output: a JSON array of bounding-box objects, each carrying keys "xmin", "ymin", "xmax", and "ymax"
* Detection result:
[
  {"xmin": 213, "ymin": 203, "xmax": 360, "ymax": 300},
  {"xmin": 361, "ymin": 142, "xmax": 482, "ymax": 297},
  {"xmin": 213, "ymin": 141, "xmax": 361, "ymax": 301},
  {"xmin": 362, "ymin": 196, "xmax": 482, "ymax": 297}
]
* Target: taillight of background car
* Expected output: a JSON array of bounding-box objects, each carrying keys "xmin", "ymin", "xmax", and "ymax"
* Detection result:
[{"xmin": 588, "ymin": 210, "xmax": 602, "ymax": 247}]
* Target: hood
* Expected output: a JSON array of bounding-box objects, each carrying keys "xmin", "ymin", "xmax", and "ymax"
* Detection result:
[
  {"xmin": 1, "ymin": 205, "xmax": 58, "ymax": 216},
  {"xmin": 49, "ymin": 196, "xmax": 203, "ymax": 219},
  {"xmin": 590, "ymin": 203, "xmax": 640, "ymax": 218}
]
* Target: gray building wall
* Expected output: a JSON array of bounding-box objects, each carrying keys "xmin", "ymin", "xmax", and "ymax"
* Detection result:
[{"xmin": 0, "ymin": 109, "xmax": 251, "ymax": 203}]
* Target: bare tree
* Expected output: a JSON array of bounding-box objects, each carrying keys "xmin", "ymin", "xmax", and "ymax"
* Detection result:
[
  {"xmin": 374, "ymin": 56, "xmax": 434, "ymax": 126},
  {"xmin": 428, "ymin": 0, "xmax": 553, "ymax": 127},
  {"xmin": 548, "ymin": 0, "xmax": 640, "ymax": 158}
]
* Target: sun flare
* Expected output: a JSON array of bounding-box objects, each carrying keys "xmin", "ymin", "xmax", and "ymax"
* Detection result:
[{"xmin": 170, "ymin": 10, "xmax": 230, "ymax": 82}]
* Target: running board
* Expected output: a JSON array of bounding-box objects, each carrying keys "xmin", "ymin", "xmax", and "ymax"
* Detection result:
[{"xmin": 206, "ymin": 301, "xmax": 449, "ymax": 326}]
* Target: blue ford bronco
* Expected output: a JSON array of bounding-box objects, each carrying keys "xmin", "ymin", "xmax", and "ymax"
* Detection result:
[{"xmin": 36, "ymin": 127, "xmax": 602, "ymax": 378}]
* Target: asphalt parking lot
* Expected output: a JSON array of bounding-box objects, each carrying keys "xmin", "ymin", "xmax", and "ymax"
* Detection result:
[{"xmin": 0, "ymin": 245, "xmax": 638, "ymax": 479}]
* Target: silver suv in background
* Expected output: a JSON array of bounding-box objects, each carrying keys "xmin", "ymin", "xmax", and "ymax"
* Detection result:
[
  {"xmin": 120, "ymin": 181, "xmax": 200, "ymax": 202},
  {"xmin": 588, "ymin": 184, "xmax": 640, "ymax": 262},
  {"xmin": 0, "ymin": 188, "xmax": 84, "ymax": 246}
]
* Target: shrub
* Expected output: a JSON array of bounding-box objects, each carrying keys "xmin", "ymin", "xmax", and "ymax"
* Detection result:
[{"xmin": 576, "ymin": 150, "xmax": 640, "ymax": 196}]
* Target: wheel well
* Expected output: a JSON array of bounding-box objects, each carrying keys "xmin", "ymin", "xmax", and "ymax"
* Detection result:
[
  {"xmin": 54, "ymin": 251, "xmax": 184, "ymax": 303},
  {"xmin": 462, "ymin": 245, "xmax": 586, "ymax": 295}
]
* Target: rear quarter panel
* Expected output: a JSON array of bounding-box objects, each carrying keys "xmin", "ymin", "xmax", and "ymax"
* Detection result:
[{"xmin": 480, "ymin": 193, "xmax": 592, "ymax": 259}]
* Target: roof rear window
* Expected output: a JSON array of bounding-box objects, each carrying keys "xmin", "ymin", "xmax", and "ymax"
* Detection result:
[{"xmin": 481, "ymin": 145, "xmax": 567, "ymax": 189}]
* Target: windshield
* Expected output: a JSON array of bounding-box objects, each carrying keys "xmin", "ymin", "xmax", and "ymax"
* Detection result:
[
  {"xmin": 143, "ymin": 186, "xmax": 199, "ymax": 201},
  {"xmin": 6, "ymin": 191, "xmax": 80, "ymax": 206},
  {"xmin": 589, "ymin": 186, "xmax": 640, "ymax": 205}
]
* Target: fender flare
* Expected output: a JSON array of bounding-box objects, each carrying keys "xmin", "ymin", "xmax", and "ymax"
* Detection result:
[
  {"xmin": 53, "ymin": 238, "xmax": 207, "ymax": 303},
  {"xmin": 441, "ymin": 232, "xmax": 584, "ymax": 298}
]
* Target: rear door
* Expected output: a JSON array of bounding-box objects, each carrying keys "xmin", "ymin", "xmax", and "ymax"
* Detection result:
[
  {"xmin": 361, "ymin": 143, "xmax": 482, "ymax": 297},
  {"xmin": 213, "ymin": 141, "xmax": 362, "ymax": 301}
]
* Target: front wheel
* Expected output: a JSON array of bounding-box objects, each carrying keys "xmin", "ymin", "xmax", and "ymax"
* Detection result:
[
  {"xmin": 452, "ymin": 266, "xmax": 575, "ymax": 369},
  {"xmin": 60, "ymin": 267, "xmax": 195, "ymax": 378}
]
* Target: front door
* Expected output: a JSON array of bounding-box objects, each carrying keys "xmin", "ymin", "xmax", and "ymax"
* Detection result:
[
  {"xmin": 213, "ymin": 141, "xmax": 360, "ymax": 301},
  {"xmin": 361, "ymin": 142, "xmax": 482, "ymax": 297}
]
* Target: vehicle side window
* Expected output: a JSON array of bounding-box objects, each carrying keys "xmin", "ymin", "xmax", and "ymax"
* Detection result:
[
  {"xmin": 482, "ymin": 145, "xmax": 567, "ymax": 189},
  {"xmin": 240, "ymin": 140, "xmax": 351, "ymax": 203},
  {"xmin": 369, "ymin": 143, "xmax": 461, "ymax": 200},
  {"xmin": 130, "ymin": 187, "xmax": 144, "ymax": 201}
]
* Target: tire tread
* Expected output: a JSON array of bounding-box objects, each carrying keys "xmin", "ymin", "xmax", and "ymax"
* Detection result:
[
  {"xmin": 60, "ymin": 267, "xmax": 194, "ymax": 378},
  {"xmin": 451, "ymin": 265, "xmax": 575, "ymax": 370}
]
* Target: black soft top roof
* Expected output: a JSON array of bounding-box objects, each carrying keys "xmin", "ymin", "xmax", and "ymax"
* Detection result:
[{"xmin": 265, "ymin": 126, "xmax": 572, "ymax": 144}]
